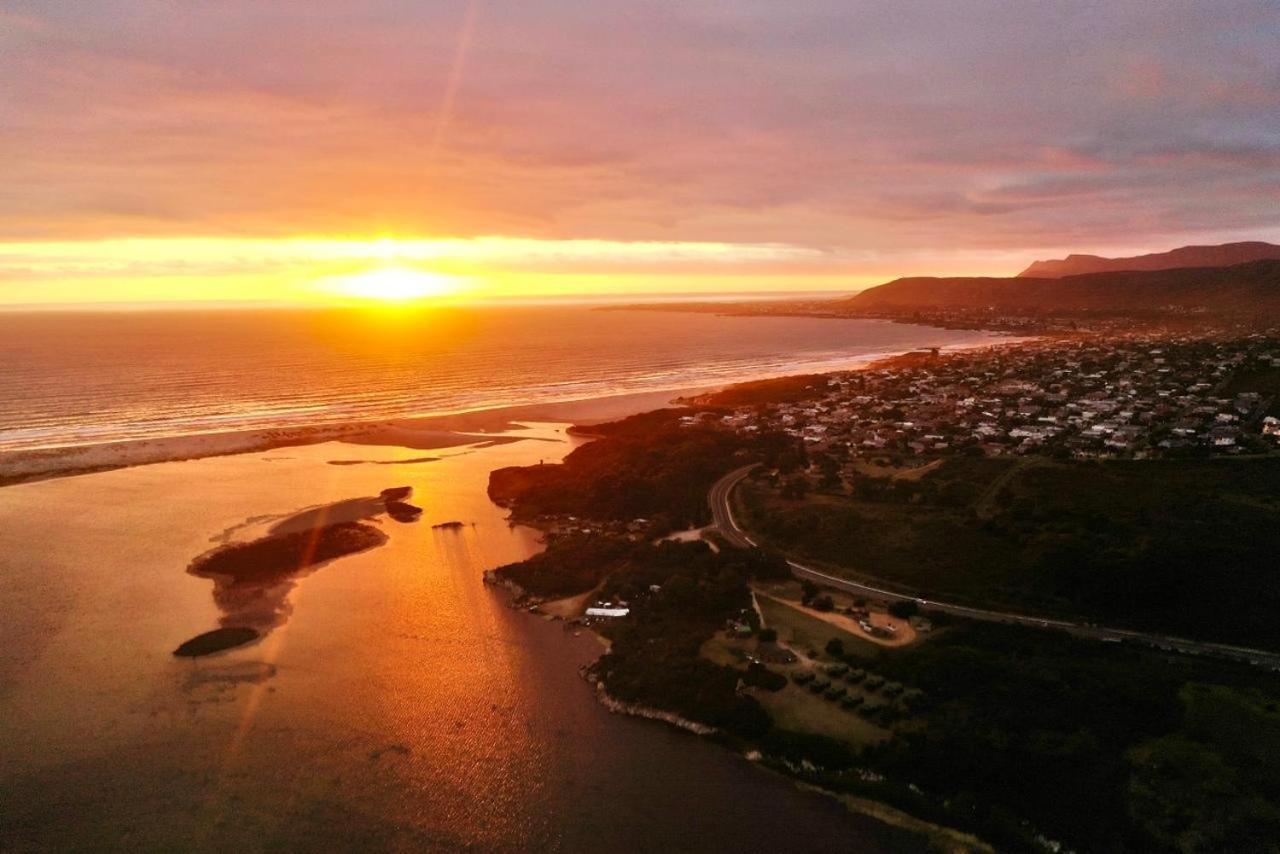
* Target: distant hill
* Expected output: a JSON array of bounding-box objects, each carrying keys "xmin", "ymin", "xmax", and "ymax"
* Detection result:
[
  {"xmin": 844, "ymin": 260, "xmax": 1280, "ymax": 316},
  {"xmin": 1018, "ymin": 241, "xmax": 1280, "ymax": 278}
]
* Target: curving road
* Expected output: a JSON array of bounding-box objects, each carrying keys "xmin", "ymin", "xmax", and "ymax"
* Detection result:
[{"xmin": 709, "ymin": 465, "xmax": 1280, "ymax": 670}]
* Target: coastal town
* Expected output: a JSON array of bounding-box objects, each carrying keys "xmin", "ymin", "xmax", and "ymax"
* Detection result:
[
  {"xmin": 694, "ymin": 331, "xmax": 1280, "ymax": 467},
  {"xmin": 504, "ymin": 329, "xmax": 1280, "ymax": 549}
]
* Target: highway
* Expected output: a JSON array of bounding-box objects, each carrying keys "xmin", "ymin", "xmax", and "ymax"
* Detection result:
[{"xmin": 709, "ymin": 464, "xmax": 1280, "ymax": 670}]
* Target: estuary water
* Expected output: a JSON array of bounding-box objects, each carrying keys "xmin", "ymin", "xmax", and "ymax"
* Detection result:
[{"xmin": 0, "ymin": 429, "xmax": 925, "ymax": 851}]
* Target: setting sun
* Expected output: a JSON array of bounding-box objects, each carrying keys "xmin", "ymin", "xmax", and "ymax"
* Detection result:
[{"xmin": 324, "ymin": 267, "xmax": 464, "ymax": 302}]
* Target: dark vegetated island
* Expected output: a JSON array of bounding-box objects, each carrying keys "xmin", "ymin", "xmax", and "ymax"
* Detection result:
[
  {"xmin": 385, "ymin": 500, "xmax": 423, "ymax": 522},
  {"xmin": 380, "ymin": 486, "xmax": 414, "ymax": 501},
  {"xmin": 173, "ymin": 626, "xmax": 261, "ymax": 657},
  {"xmin": 176, "ymin": 521, "xmax": 389, "ymax": 657},
  {"xmin": 190, "ymin": 521, "xmax": 388, "ymax": 585}
]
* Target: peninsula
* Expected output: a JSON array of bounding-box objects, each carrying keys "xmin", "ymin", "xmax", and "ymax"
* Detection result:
[{"xmin": 486, "ymin": 320, "xmax": 1280, "ymax": 852}]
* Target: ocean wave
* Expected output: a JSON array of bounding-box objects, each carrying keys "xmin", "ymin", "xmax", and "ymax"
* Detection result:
[{"xmin": 0, "ymin": 308, "xmax": 1002, "ymax": 451}]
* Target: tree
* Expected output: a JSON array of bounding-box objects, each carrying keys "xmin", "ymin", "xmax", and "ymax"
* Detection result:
[
  {"xmin": 825, "ymin": 638, "xmax": 845, "ymax": 656},
  {"xmin": 812, "ymin": 594, "xmax": 835, "ymax": 612},
  {"xmin": 780, "ymin": 475, "xmax": 809, "ymax": 500},
  {"xmin": 757, "ymin": 627, "xmax": 778, "ymax": 643},
  {"xmin": 744, "ymin": 662, "xmax": 787, "ymax": 692},
  {"xmin": 889, "ymin": 600, "xmax": 920, "ymax": 619},
  {"xmin": 732, "ymin": 548, "xmax": 791, "ymax": 581},
  {"xmin": 810, "ymin": 451, "xmax": 842, "ymax": 491}
]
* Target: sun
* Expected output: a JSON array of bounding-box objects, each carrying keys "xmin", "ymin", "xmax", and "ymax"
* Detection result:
[{"xmin": 325, "ymin": 267, "xmax": 462, "ymax": 302}]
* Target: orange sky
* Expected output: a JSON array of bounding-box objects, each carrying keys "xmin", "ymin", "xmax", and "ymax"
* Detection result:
[{"xmin": 1, "ymin": 2, "xmax": 1277, "ymax": 305}]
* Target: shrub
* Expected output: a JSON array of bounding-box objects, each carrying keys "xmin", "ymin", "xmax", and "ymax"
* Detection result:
[{"xmin": 744, "ymin": 662, "xmax": 787, "ymax": 692}]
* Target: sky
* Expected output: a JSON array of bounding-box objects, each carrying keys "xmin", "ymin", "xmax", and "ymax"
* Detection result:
[{"xmin": 1, "ymin": 1, "xmax": 1278, "ymax": 305}]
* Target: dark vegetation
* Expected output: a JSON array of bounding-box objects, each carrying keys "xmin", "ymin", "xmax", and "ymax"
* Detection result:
[
  {"xmin": 385, "ymin": 500, "xmax": 422, "ymax": 522},
  {"xmin": 752, "ymin": 618, "xmax": 1280, "ymax": 852},
  {"xmin": 495, "ymin": 538, "xmax": 789, "ymax": 735},
  {"xmin": 485, "ymin": 360, "xmax": 1280, "ymax": 850},
  {"xmin": 188, "ymin": 521, "xmax": 388, "ymax": 583},
  {"xmin": 743, "ymin": 457, "xmax": 1280, "ymax": 649},
  {"xmin": 183, "ymin": 521, "xmax": 390, "ymax": 636},
  {"xmin": 497, "ymin": 530, "xmax": 1280, "ymax": 850},
  {"xmin": 493, "ymin": 534, "xmax": 791, "ymax": 600},
  {"xmin": 493, "ymin": 452, "xmax": 1280, "ymax": 851},
  {"xmin": 591, "ymin": 559, "xmax": 1280, "ymax": 852},
  {"xmin": 743, "ymin": 661, "xmax": 788, "ymax": 692},
  {"xmin": 172, "ymin": 626, "xmax": 260, "ymax": 657},
  {"xmin": 698, "ymin": 374, "xmax": 833, "ymax": 406},
  {"xmin": 850, "ymin": 623, "xmax": 1280, "ymax": 852},
  {"xmin": 492, "ymin": 534, "xmax": 636, "ymax": 598},
  {"xmin": 488, "ymin": 408, "xmax": 800, "ymax": 533},
  {"xmin": 1222, "ymin": 365, "xmax": 1280, "ymax": 417}
]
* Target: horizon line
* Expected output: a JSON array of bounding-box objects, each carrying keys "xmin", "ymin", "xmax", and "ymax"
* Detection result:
[{"xmin": 0, "ymin": 288, "xmax": 863, "ymax": 313}]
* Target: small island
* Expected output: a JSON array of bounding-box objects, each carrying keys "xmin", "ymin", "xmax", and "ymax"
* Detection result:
[
  {"xmin": 381, "ymin": 486, "xmax": 423, "ymax": 522},
  {"xmin": 176, "ymin": 521, "xmax": 389, "ymax": 657},
  {"xmin": 173, "ymin": 626, "xmax": 261, "ymax": 657},
  {"xmin": 189, "ymin": 521, "xmax": 388, "ymax": 584}
]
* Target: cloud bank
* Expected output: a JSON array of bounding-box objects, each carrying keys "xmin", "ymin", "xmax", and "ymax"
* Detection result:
[{"xmin": 1, "ymin": 0, "xmax": 1277, "ymax": 298}]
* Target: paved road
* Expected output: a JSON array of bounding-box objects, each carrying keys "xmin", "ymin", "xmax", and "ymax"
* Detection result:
[{"xmin": 709, "ymin": 465, "xmax": 1280, "ymax": 670}]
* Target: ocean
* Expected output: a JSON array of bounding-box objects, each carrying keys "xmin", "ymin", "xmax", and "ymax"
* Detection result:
[{"xmin": 0, "ymin": 304, "xmax": 1003, "ymax": 450}]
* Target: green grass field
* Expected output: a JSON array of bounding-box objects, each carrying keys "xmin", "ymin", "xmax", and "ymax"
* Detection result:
[
  {"xmin": 751, "ymin": 682, "xmax": 891, "ymax": 747},
  {"xmin": 755, "ymin": 592, "xmax": 882, "ymax": 659}
]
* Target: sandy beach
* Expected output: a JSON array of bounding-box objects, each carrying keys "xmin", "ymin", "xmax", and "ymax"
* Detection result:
[
  {"xmin": 0, "ymin": 335, "xmax": 1026, "ymax": 487},
  {"xmin": 0, "ymin": 385, "xmax": 713, "ymax": 486}
]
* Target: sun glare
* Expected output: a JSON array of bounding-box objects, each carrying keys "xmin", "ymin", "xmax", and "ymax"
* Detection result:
[{"xmin": 327, "ymin": 267, "xmax": 462, "ymax": 302}]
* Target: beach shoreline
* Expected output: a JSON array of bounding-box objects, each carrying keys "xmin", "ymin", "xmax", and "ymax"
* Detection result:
[
  {"xmin": 0, "ymin": 385, "xmax": 714, "ymax": 486},
  {"xmin": 0, "ymin": 337, "xmax": 1026, "ymax": 487}
]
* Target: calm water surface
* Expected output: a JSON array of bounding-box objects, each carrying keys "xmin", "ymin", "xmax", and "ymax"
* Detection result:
[{"xmin": 0, "ymin": 429, "xmax": 922, "ymax": 851}]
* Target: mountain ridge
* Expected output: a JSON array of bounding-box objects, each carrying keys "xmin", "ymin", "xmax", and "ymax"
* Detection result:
[
  {"xmin": 845, "ymin": 259, "xmax": 1280, "ymax": 316},
  {"xmin": 1018, "ymin": 241, "xmax": 1280, "ymax": 278}
]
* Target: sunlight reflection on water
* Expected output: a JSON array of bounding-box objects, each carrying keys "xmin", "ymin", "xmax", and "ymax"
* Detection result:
[{"xmin": 0, "ymin": 430, "xmax": 917, "ymax": 851}]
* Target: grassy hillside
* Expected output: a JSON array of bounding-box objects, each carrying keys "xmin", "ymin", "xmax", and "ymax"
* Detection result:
[{"xmin": 740, "ymin": 457, "xmax": 1280, "ymax": 649}]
